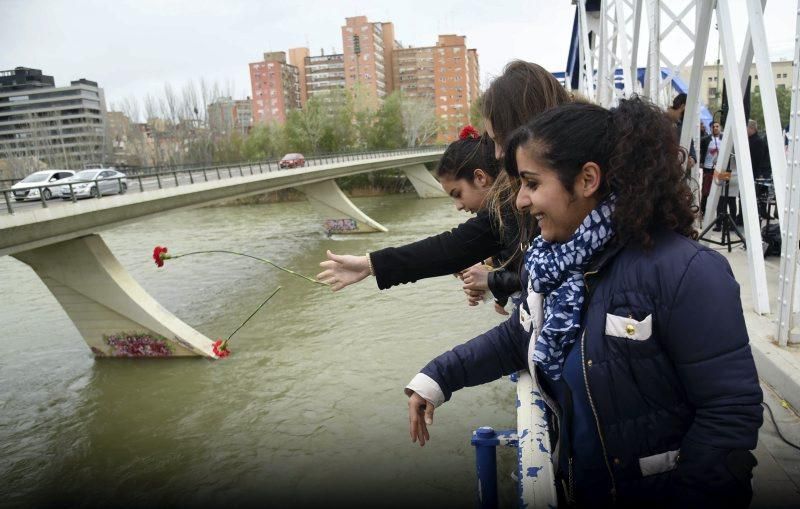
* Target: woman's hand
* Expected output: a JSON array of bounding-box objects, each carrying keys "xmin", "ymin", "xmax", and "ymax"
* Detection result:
[
  {"xmin": 494, "ymin": 302, "xmax": 509, "ymax": 315},
  {"xmin": 407, "ymin": 391, "xmax": 435, "ymax": 446},
  {"xmin": 317, "ymin": 250, "xmax": 371, "ymax": 291},
  {"xmin": 464, "ymin": 288, "xmax": 486, "ymax": 306},
  {"xmin": 461, "ymin": 263, "xmax": 490, "ymax": 292}
]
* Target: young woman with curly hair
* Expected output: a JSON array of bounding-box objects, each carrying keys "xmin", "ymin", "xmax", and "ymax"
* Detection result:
[{"xmin": 405, "ymin": 97, "xmax": 762, "ymax": 508}]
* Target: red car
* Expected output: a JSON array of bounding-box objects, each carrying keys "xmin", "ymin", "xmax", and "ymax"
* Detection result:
[{"xmin": 279, "ymin": 153, "xmax": 306, "ymax": 169}]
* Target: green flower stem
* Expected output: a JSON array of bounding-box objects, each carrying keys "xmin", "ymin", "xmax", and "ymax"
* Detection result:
[
  {"xmin": 227, "ymin": 286, "xmax": 282, "ymax": 342},
  {"xmin": 169, "ymin": 250, "xmax": 327, "ymax": 286}
]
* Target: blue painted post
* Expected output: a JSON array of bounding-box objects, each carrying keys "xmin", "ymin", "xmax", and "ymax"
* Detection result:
[{"xmin": 472, "ymin": 426, "xmax": 499, "ymax": 509}]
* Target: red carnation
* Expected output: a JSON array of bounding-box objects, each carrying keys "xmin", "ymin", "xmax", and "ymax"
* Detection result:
[
  {"xmin": 212, "ymin": 339, "xmax": 231, "ymax": 358},
  {"xmin": 153, "ymin": 246, "xmax": 169, "ymax": 268},
  {"xmin": 459, "ymin": 125, "xmax": 480, "ymax": 140}
]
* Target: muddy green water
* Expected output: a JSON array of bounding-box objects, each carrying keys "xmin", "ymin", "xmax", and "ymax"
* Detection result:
[{"xmin": 0, "ymin": 195, "xmax": 517, "ymax": 508}]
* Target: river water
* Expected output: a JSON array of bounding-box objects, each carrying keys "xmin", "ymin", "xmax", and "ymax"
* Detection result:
[{"xmin": 0, "ymin": 195, "xmax": 517, "ymax": 508}]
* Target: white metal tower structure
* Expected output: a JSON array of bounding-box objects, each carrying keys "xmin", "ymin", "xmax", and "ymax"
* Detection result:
[{"xmin": 573, "ymin": 0, "xmax": 797, "ymax": 330}]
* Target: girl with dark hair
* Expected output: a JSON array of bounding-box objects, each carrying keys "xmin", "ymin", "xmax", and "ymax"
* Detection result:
[
  {"xmin": 318, "ymin": 61, "xmax": 569, "ymax": 309},
  {"xmin": 405, "ymin": 97, "xmax": 762, "ymax": 507},
  {"xmin": 319, "ymin": 126, "xmax": 520, "ymax": 307}
]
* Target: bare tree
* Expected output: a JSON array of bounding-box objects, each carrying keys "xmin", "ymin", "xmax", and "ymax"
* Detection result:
[{"xmin": 400, "ymin": 94, "xmax": 439, "ymax": 147}]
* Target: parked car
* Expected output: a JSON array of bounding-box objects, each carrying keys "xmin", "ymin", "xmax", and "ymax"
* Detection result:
[
  {"xmin": 59, "ymin": 169, "xmax": 128, "ymax": 199},
  {"xmin": 279, "ymin": 153, "xmax": 306, "ymax": 169},
  {"xmin": 10, "ymin": 170, "xmax": 76, "ymax": 201}
]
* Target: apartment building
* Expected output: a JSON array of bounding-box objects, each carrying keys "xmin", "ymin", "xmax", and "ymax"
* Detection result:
[
  {"xmin": 288, "ymin": 47, "xmax": 310, "ymax": 107},
  {"xmin": 391, "ymin": 36, "xmax": 480, "ymax": 139},
  {"xmin": 681, "ymin": 59, "xmax": 794, "ymax": 109},
  {"xmin": 341, "ymin": 16, "xmax": 397, "ymax": 107},
  {"xmin": 393, "ymin": 46, "xmax": 436, "ymax": 102},
  {"xmin": 207, "ymin": 96, "xmax": 253, "ymax": 135},
  {"xmin": 249, "ymin": 52, "xmax": 301, "ymax": 125},
  {"xmin": 0, "ymin": 67, "xmax": 108, "ymax": 169},
  {"xmin": 304, "ymin": 53, "xmax": 346, "ymax": 100}
]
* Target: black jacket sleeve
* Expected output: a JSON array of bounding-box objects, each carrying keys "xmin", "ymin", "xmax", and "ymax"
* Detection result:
[
  {"xmin": 487, "ymin": 268, "xmax": 522, "ymax": 305},
  {"xmin": 370, "ymin": 209, "xmax": 505, "ymax": 290}
]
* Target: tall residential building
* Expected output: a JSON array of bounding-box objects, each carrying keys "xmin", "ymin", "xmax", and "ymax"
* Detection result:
[
  {"xmin": 305, "ymin": 53, "xmax": 346, "ymax": 100},
  {"xmin": 249, "ymin": 51, "xmax": 301, "ymax": 125},
  {"xmin": 288, "ymin": 47, "xmax": 310, "ymax": 107},
  {"xmin": 0, "ymin": 67, "xmax": 108, "ymax": 169},
  {"xmin": 467, "ymin": 48, "xmax": 480, "ymax": 106},
  {"xmin": 433, "ymin": 35, "xmax": 473, "ymax": 137},
  {"xmin": 341, "ymin": 16, "xmax": 397, "ymax": 107},
  {"xmin": 392, "ymin": 35, "xmax": 480, "ymax": 140},
  {"xmin": 234, "ymin": 98, "xmax": 253, "ymax": 133},
  {"xmin": 393, "ymin": 46, "xmax": 435, "ymax": 102},
  {"xmin": 207, "ymin": 96, "xmax": 254, "ymax": 136}
]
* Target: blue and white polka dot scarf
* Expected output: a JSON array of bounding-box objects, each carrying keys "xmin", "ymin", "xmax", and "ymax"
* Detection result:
[{"xmin": 524, "ymin": 198, "xmax": 615, "ymax": 381}]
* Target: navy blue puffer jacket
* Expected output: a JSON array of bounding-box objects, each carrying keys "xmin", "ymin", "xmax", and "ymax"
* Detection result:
[{"xmin": 410, "ymin": 231, "xmax": 763, "ymax": 507}]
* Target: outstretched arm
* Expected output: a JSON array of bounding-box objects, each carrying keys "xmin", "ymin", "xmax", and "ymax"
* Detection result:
[
  {"xmin": 404, "ymin": 306, "xmax": 529, "ymax": 445},
  {"xmin": 317, "ymin": 250, "xmax": 372, "ymax": 292}
]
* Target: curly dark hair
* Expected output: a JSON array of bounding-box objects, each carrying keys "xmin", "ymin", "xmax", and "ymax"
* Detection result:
[{"xmin": 504, "ymin": 96, "xmax": 698, "ymax": 247}]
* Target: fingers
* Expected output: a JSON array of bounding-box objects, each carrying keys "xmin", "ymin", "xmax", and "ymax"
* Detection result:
[
  {"xmin": 408, "ymin": 395, "xmax": 433, "ymax": 447},
  {"xmin": 326, "ymin": 249, "xmax": 345, "ymax": 263},
  {"xmin": 494, "ymin": 302, "xmax": 509, "ymax": 315}
]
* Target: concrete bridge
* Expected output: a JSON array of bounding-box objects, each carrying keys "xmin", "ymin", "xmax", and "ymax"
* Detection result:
[{"xmin": 0, "ymin": 147, "xmax": 446, "ymax": 359}]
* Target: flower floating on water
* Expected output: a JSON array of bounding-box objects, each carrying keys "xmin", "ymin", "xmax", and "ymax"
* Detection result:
[
  {"xmin": 212, "ymin": 339, "xmax": 230, "ymax": 358},
  {"xmin": 153, "ymin": 246, "xmax": 170, "ymax": 267}
]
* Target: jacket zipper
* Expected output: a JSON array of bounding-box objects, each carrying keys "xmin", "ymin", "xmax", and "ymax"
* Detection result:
[{"xmin": 581, "ymin": 272, "xmax": 617, "ymax": 504}]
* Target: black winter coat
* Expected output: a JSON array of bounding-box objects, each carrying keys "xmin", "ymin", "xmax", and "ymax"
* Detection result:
[
  {"xmin": 370, "ymin": 204, "xmax": 529, "ymax": 302},
  {"xmin": 414, "ymin": 230, "xmax": 762, "ymax": 507}
]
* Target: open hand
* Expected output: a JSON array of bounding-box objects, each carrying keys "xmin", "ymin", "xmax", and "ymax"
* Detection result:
[
  {"xmin": 317, "ymin": 250, "xmax": 371, "ymax": 291},
  {"xmin": 407, "ymin": 391, "xmax": 435, "ymax": 446}
]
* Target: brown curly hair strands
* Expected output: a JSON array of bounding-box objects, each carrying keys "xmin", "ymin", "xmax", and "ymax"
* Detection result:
[{"xmin": 504, "ymin": 97, "xmax": 697, "ymax": 247}]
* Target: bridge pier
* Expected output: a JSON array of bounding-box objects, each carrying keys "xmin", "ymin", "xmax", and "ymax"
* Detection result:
[
  {"xmin": 401, "ymin": 163, "xmax": 447, "ymax": 198},
  {"xmin": 12, "ymin": 234, "xmax": 215, "ymax": 358},
  {"xmin": 296, "ymin": 179, "xmax": 388, "ymax": 234}
]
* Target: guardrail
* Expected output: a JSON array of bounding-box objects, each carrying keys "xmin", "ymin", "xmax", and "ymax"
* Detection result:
[{"xmin": 0, "ymin": 146, "xmax": 445, "ymax": 215}]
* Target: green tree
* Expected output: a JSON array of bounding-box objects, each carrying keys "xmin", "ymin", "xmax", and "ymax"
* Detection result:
[
  {"xmin": 749, "ymin": 86, "xmax": 792, "ymax": 131},
  {"xmin": 242, "ymin": 122, "xmax": 287, "ymax": 160},
  {"xmin": 469, "ymin": 97, "xmax": 483, "ymax": 130},
  {"xmin": 368, "ymin": 91, "xmax": 404, "ymax": 149}
]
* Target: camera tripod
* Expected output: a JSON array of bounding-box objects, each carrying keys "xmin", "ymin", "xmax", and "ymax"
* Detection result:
[{"xmin": 699, "ymin": 176, "xmax": 745, "ymax": 252}]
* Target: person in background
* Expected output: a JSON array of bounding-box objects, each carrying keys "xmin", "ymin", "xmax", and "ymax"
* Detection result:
[
  {"xmin": 748, "ymin": 119, "xmax": 770, "ymax": 180},
  {"xmin": 317, "ymin": 61, "xmax": 571, "ymax": 313},
  {"xmin": 700, "ymin": 121, "xmax": 723, "ymax": 214},
  {"xmin": 405, "ymin": 98, "xmax": 762, "ymax": 508},
  {"xmin": 666, "ymin": 93, "xmax": 696, "ymax": 170}
]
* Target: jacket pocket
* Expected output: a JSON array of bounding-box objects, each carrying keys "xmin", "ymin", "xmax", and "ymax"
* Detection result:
[{"xmin": 605, "ymin": 313, "xmax": 653, "ymax": 341}]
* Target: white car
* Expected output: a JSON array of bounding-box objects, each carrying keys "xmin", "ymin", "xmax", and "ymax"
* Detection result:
[
  {"xmin": 11, "ymin": 170, "xmax": 76, "ymax": 201},
  {"xmin": 59, "ymin": 169, "xmax": 128, "ymax": 199}
]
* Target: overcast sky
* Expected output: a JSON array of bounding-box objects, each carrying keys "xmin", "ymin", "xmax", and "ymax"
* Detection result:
[{"xmin": 1, "ymin": 0, "xmax": 796, "ymax": 111}]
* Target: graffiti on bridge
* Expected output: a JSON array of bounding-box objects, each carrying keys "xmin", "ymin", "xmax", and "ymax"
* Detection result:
[{"xmin": 324, "ymin": 218, "xmax": 358, "ymax": 233}]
